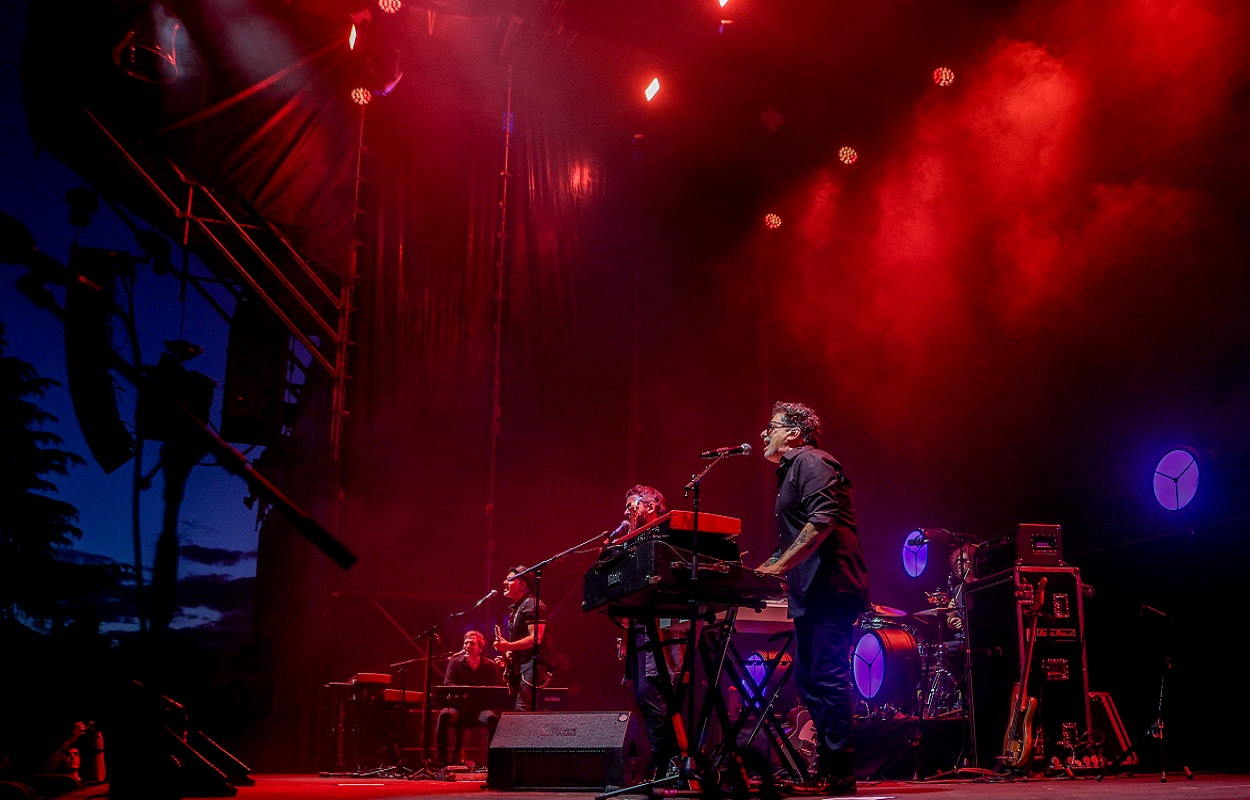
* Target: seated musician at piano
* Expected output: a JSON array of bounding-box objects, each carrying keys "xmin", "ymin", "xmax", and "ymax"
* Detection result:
[
  {"xmin": 433, "ymin": 630, "xmax": 502, "ymax": 767},
  {"xmin": 620, "ymin": 485, "xmax": 680, "ymax": 778}
]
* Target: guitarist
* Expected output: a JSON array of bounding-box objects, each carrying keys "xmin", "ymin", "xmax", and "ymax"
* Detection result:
[{"xmin": 494, "ymin": 566, "xmax": 552, "ymax": 710}]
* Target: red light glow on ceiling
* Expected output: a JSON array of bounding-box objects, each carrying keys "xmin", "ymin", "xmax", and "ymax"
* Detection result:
[
  {"xmin": 764, "ymin": 213, "xmax": 783, "ymax": 229},
  {"xmin": 933, "ymin": 66, "xmax": 956, "ymax": 87},
  {"xmin": 350, "ymin": 87, "xmax": 372, "ymax": 105},
  {"xmin": 838, "ymin": 146, "xmax": 858, "ymax": 165},
  {"xmin": 644, "ymin": 77, "xmax": 661, "ymax": 102}
]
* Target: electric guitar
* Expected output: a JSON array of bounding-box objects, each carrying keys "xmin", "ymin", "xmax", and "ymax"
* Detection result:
[
  {"xmin": 1001, "ymin": 576, "xmax": 1048, "ymax": 770},
  {"xmin": 493, "ymin": 625, "xmax": 520, "ymax": 692}
]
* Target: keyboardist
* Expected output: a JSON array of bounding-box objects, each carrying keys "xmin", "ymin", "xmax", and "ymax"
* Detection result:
[
  {"xmin": 433, "ymin": 630, "xmax": 502, "ymax": 768},
  {"xmin": 621, "ymin": 484, "xmax": 680, "ymax": 778}
]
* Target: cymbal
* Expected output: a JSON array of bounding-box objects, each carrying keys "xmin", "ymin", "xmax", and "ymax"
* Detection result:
[
  {"xmin": 912, "ymin": 607, "xmax": 954, "ymax": 618},
  {"xmin": 867, "ymin": 602, "xmax": 909, "ymax": 618}
]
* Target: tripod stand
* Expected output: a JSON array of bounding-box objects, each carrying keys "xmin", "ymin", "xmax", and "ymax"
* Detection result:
[{"xmin": 1100, "ymin": 655, "xmax": 1192, "ymax": 781}]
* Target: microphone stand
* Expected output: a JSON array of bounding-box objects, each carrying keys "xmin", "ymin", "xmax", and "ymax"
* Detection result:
[
  {"xmin": 680, "ymin": 453, "xmax": 729, "ymax": 778},
  {"xmin": 401, "ymin": 591, "xmax": 498, "ymax": 778},
  {"xmin": 512, "ymin": 529, "xmax": 610, "ymax": 712}
]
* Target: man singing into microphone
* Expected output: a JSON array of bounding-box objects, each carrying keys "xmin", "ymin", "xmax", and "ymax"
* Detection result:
[
  {"xmin": 620, "ymin": 484, "xmax": 680, "ymax": 778},
  {"xmin": 494, "ymin": 567, "xmax": 552, "ymax": 710},
  {"xmin": 755, "ymin": 401, "xmax": 867, "ymax": 796}
]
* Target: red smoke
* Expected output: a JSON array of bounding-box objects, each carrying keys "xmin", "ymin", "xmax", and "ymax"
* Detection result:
[{"xmin": 770, "ymin": 0, "xmax": 1250, "ymax": 449}]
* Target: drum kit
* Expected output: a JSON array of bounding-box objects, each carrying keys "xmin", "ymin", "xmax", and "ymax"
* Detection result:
[
  {"xmin": 851, "ymin": 600, "xmax": 966, "ymax": 720},
  {"xmin": 851, "ymin": 536, "xmax": 976, "ymax": 721}
]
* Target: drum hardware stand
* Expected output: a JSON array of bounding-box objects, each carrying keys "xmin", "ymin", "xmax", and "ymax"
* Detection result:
[{"xmin": 922, "ymin": 548, "xmax": 991, "ymax": 781}]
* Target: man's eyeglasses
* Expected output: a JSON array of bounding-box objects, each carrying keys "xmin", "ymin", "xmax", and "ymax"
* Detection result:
[{"xmin": 765, "ymin": 421, "xmax": 794, "ymax": 432}]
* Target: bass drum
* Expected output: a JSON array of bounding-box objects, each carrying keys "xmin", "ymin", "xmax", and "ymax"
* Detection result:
[{"xmin": 851, "ymin": 627, "xmax": 919, "ymax": 710}]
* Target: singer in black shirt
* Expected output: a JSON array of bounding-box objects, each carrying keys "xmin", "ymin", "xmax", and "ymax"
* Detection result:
[
  {"xmin": 434, "ymin": 630, "xmax": 502, "ymax": 767},
  {"xmin": 755, "ymin": 401, "xmax": 867, "ymax": 796}
]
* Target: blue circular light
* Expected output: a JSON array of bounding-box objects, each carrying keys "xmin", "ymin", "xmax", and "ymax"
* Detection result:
[
  {"xmin": 902, "ymin": 529, "xmax": 928, "ymax": 578},
  {"xmin": 1153, "ymin": 448, "xmax": 1199, "ymax": 511}
]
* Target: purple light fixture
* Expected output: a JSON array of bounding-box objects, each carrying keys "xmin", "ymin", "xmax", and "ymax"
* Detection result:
[
  {"xmin": 852, "ymin": 633, "xmax": 886, "ymax": 699},
  {"xmin": 1153, "ymin": 448, "xmax": 1199, "ymax": 511},
  {"xmin": 902, "ymin": 529, "xmax": 928, "ymax": 578}
]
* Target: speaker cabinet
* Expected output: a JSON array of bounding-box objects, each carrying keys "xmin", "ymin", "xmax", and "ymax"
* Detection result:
[
  {"xmin": 487, "ymin": 711, "xmax": 645, "ymax": 790},
  {"xmin": 966, "ymin": 566, "xmax": 1090, "ymax": 769}
]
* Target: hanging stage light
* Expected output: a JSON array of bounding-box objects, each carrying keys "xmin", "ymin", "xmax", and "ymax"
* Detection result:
[
  {"xmin": 838, "ymin": 146, "xmax": 858, "ymax": 165},
  {"xmin": 933, "ymin": 66, "xmax": 956, "ymax": 87},
  {"xmin": 112, "ymin": 3, "xmax": 183, "ymax": 84},
  {"xmin": 644, "ymin": 77, "xmax": 661, "ymax": 102}
]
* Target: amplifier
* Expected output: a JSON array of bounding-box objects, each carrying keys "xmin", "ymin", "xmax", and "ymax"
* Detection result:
[
  {"xmin": 486, "ymin": 711, "xmax": 646, "ymax": 790},
  {"xmin": 974, "ymin": 523, "xmax": 1065, "ymax": 577},
  {"xmin": 966, "ymin": 566, "xmax": 1090, "ymax": 769}
]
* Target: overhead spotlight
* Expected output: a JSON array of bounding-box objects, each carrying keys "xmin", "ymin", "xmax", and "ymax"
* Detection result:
[
  {"xmin": 719, "ymin": 0, "xmax": 730, "ymax": 7},
  {"xmin": 763, "ymin": 213, "xmax": 782, "ymax": 229},
  {"xmin": 350, "ymin": 87, "xmax": 373, "ymax": 105},
  {"xmin": 1153, "ymin": 448, "xmax": 1200, "ymax": 511},
  {"xmin": 838, "ymin": 146, "xmax": 858, "ymax": 165},
  {"xmin": 644, "ymin": 77, "xmax": 661, "ymax": 102},
  {"xmin": 112, "ymin": 3, "xmax": 183, "ymax": 84},
  {"xmin": 933, "ymin": 66, "xmax": 956, "ymax": 87},
  {"xmin": 378, "ymin": 0, "xmax": 402, "ymax": 12},
  {"xmin": 349, "ymin": 23, "xmax": 358, "ymax": 50}
]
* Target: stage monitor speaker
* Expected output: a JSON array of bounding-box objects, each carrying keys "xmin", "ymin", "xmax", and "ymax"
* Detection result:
[{"xmin": 487, "ymin": 711, "xmax": 645, "ymax": 791}]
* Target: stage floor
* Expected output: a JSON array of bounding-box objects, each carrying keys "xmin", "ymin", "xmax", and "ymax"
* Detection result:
[{"xmin": 74, "ymin": 773, "xmax": 1245, "ymax": 800}]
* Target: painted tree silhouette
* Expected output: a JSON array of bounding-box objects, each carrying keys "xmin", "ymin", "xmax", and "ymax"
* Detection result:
[{"xmin": 0, "ymin": 322, "xmax": 86, "ymax": 623}]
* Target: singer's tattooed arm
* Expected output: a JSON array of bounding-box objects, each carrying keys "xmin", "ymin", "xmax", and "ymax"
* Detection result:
[{"xmin": 756, "ymin": 521, "xmax": 831, "ymax": 575}]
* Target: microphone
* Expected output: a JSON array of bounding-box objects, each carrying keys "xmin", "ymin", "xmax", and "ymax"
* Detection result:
[
  {"xmin": 699, "ymin": 443, "xmax": 752, "ymax": 459},
  {"xmin": 604, "ymin": 519, "xmax": 630, "ymax": 542},
  {"xmin": 473, "ymin": 589, "xmax": 499, "ymax": 608},
  {"xmin": 907, "ymin": 534, "xmax": 927, "ymax": 547}
]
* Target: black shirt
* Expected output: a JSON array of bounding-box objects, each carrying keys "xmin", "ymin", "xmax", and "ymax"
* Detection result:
[
  {"xmin": 506, "ymin": 595, "xmax": 550, "ymax": 666},
  {"xmin": 443, "ymin": 653, "xmax": 501, "ymax": 686},
  {"xmin": 774, "ymin": 445, "xmax": 867, "ymax": 617}
]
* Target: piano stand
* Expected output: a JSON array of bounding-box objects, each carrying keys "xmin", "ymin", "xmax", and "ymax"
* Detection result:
[
  {"xmin": 599, "ymin": 608, "xmax": 788, "ymax": 799},
  {"xmin": 700, "ymin": 624, "xmax": 807, "ymax": 783}
]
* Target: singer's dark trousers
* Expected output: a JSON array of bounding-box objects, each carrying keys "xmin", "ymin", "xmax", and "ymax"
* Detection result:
[{"xmin": 793, "ymin": 593, "xmax": 861, "ymax": 761}]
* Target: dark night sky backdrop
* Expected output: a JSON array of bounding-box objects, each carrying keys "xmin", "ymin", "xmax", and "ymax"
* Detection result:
[
  {"xmin": 3, "ymin": 0, "xmax": 260, "ymax": 630},
  {"xmin": 6, "ymin": 0, "xmax": 1250, "ymax": 769}
]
